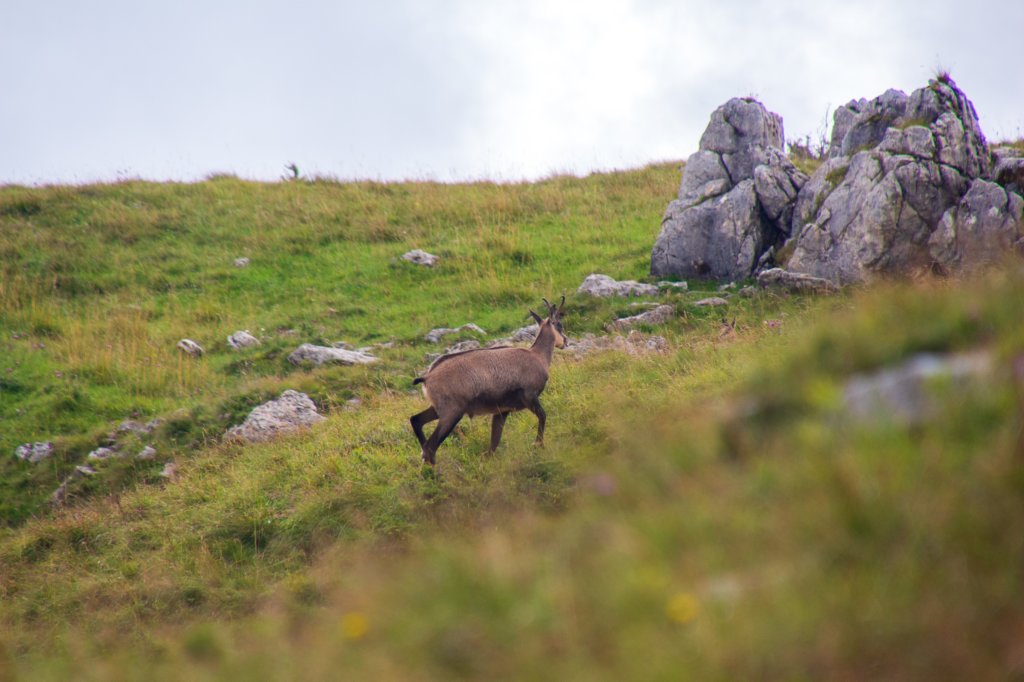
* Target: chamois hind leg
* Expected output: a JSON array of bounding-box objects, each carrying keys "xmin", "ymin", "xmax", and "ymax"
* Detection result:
[
  {"xmin": 410, "ymin": 406, "xmax": 438, "ymax": 448},
  {"xmin": 489, "ymin": 412, "xmax": 509, "ymax": 453},
  {"xmin": 527, "ymin": 398, "xmax": 546, "ymax": 447},
  {"xmin": 422, "ymin": 412, "xmax": 463, "ymax": 465}
]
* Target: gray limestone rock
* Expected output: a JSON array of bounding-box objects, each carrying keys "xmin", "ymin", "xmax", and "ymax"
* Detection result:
[
  {"xmin": 225, "ymin": 389, "xmax": 326, "ymax": 443},
  {"xmin": 653, "ymin": 180, "xmax": 769, "ymax": 280},
  {"xmin": 787, "ymin": 77, "xmax": 988, "ymax": 284},
  {"xmin": 402, "ymin": 249, "xmax": 439, "ymax": 267},
  {"xmin": 177, "ymin": 339, "xmax": 204, "ymax": 357},
  {"xmin": 577, "ymin": 273, "xmax": 659, "ymax": 297},
  {"xmin": 606, "ymin": 304, "xmax": 675, "ymax": 331},
  {"xmin": 227, "ymin": 330, "xmax": 260, "ymax": 349},
  {"xmin": 839, "ymin": 89, "xmax": 908, "ymax": 156},
  {"xmin": 14, "ymin": 441, "xmax": 54, "ymax": 464},
  {"xmin": 993, "ymin": 146, "xmax": 1024, "ymax": 195},
  {"xmin": 287, "ymin": 344, "xmax": 378, "ymax": 366},
  {"xmin": 694, "ymin": 297, "xmax": 729, "ymax": 307},
  {"xmin": 843, "ymin": 352, "xmax": 992, "ymax": 425},
  {"xmin": 756, "ymin": 268, "xmax": 839, "ymax": 294},
  {"xmin": 929, "ymin": 179, "xmax": 1024, "ymax": 272},
  {"xmin": 828, "ymin": 98, "xmax": 867, "ymax": 158},
  {"xmin": 652, "ymin": 98, "xmax": 802, "ymax": 281},
  {"xmin": 424, "ymin": 324, "xmax": 486, "ymax": 344}
]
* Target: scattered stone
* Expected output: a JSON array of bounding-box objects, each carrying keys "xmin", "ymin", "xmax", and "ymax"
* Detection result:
[
  {"xmin": 234, "ymin": 257, "xmax": 250, "ymax": 268},
  {"xmin": 402, "ymin": 249, "xmax": 439, "ymax": 267},
  {"xmin": 843, "ymin": 351, "xmax": 993, "ymax": 425},
  {"xmin": 607, "ymin": 304, "xmax": 675, "ymax": 331},
  {"xmin": 424, "ymin": 323, "xmax": 486, "ymax": 344},
  {"xmin": 87, "ymin": 447, "xmax": 119, "ymax": 461},
  {"xmin": 694, "ymin": 297, "xmax": 729, "ymax": 307},
  {"xmin": 136, "ymin": 446, "xmax": 157, "ymax": 461},
  {"xmin": 116, "ymin": 420, "xmax": 150, "ymax": 435},
  {"xmin": 756, "ymin": 268, "xmax": 840, "ymax": 294},
  {"xmin": 577, "ymin": 273, "xmax": 659, "ymax": 297},
  {"xmin": 225, "ymin": 390, "xmax": 326, "ymax": 443},
  {"xmin": 227, "ymin": 330, "xmax": 261, "ymax": 349},
  {"xmin": 344, "ymin": 398, "xmax": 362, "ymax": 410},
  {"xmin": 657, "ymin": 280, "xmax": 689, "ymax": 292},
  {"xmin": 569, "ymin": 331, "xmax": 669, "ymax": 357},
  {"xmin": 160, "ymin": 462, "xmax": 178, "ymax": 480},
  {"xmin": 287, "ymin": 344, "xmax": 378, "ymax": 366},
  {"xmin": 445, "ymin": 339, "xmax": 481, "ymax": 354},
  {"xmin": 177, "ymin": 339, "xmax": 204, "ymax": 357},
  {"xmin": 14, "ymin": 441, "xmax": 54, "ymax": 464},
  {"xmin": 717, "ymin": 282, "xmax": 737, "ymax": 292},
  {"xmin": 75, "ymin": 465, "xmax": 97, "ymax": 476},
  {"xmin": 738, "ymin": 286, "xmax": 757, "ymax": 297}
]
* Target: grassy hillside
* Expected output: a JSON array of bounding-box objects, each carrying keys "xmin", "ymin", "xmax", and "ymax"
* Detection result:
[
  {"xmin": 0, "ymin": 165, "xmax": 681, "ymax": 524},
  {"xmin": 2, "ymin": 165, "xmax": 1024, "ymax": 680}
]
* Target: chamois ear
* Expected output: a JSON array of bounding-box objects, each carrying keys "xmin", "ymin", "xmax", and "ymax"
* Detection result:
[{"xmin": 528, "ymin": 309, "xmax": 543, "ymax": 324}]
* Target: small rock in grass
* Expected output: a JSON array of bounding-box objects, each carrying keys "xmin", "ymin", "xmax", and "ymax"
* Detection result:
[
  {"xmin": 607, "ymin": 304, "xmax": 675, "ymax": 331},
  {"xmin": 226, "ymin": 390, "xmax": 326, "ymax": 443},
  {"xmin": 694, "ymin": 297, "xmax": 729, "ymax": 307},
  {"xmin": 177, "ymin": 339, "xmax": 205, "ymax": 356},
  {"xmin": 14, "ymin": 441, "xmax": 54, "ymax": 464},
  {"xmin": 402, "ymin": 249, "xmax": 439, "ymax": 267},
  {"xmin": 160, "ymin": 462, "xmax": 178, "ymax": 480},
  {"xmin": 136, "ymin": 446, "xmax": 157, "ymax": 461},
  {"xmin": 578, "ymin": 273, "xmax": 659, "ymax": 297},
  {"xmin": 87, "ymin": 447, "xmax": 119, "ymax": 461},
  {"xmin": 425, "ymin": 323, "xmax": 486, "ymax": 344},
  {"xmin": 227, "ymin": 330, "xmax": 261, "ymax": 349},
  {"xmin": 234, "ymin": 257, "xmax": 250, "ymax": 268},
  {"xmin": 287, "ymin": 344, "xmax": 378, "ymax": 366}
]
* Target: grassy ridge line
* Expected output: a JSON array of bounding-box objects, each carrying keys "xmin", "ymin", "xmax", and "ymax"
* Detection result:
[{"xmin": 0, "ymin": 164, "xmax": 681, "ymax": 524}]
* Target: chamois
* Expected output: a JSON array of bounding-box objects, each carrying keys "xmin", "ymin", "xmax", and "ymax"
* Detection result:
[{"xmin": 410, "ymin": 297, "xmax": 567, "ymax": 465}]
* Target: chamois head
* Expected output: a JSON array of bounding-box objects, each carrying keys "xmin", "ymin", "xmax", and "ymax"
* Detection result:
[{"xmin": 529, "ymin": 296, "xmax": 567, "ymax": 349}]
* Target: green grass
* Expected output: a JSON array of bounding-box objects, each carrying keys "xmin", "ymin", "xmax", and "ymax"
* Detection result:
[{"xmin": 2, "ymin": 163, "xmax": 1024, "ymax": 679}]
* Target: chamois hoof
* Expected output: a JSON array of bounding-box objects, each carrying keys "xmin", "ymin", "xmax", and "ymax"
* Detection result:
[{"xmin": 533, "ymin": 439, "xmax": 545, "ymax": 449}]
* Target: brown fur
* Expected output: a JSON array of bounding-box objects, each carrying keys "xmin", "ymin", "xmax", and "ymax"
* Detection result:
[{"xmin": 410, "ymin": 298, "xmax": 566, "ymax": 465}]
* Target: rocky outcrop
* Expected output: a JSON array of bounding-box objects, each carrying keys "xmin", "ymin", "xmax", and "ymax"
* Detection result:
[
  {"xmin": 786, "ymin": 77, "xmax": 1003, "ymax": 284},
  {"xmin": 287, "ymin": 344, "xmax": 378, "ymax": 366},
  {"xmin": 654, "ymin": 77, "xmax": 1022, "ymax": 286},
  {"xmin": 225, "ymin": 390, "xmax": 325, "ymax": 443},
  {"xmin": 652, "ymin": 98, "xmax": 807, "ymax": 280}
]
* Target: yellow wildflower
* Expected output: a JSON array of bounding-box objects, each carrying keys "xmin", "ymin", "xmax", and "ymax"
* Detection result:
[
  {"xmin": 666, "ymin": 592, "xmax": 699, "ymax": 624},
  {"xmin": 341, "ymin": 611, "xmax": 369, "ymax": 640}
]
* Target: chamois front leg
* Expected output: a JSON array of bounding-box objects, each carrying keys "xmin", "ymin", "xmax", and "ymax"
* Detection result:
[
  {"xmin": 527, "ymin": 398, "xmax": 546, "ymax": 447},
  {"xmin": 489, "ymin": 412, "xmax": 508, "ymax": 453}
]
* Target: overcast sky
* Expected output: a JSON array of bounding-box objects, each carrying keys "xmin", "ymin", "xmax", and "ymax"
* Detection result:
[{"xmin": 2, "ymin": 0, "xmax": 1021, "ymax": 185}]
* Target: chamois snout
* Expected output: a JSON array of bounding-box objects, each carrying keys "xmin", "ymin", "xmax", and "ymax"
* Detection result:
[{"xmin": 409, "ymin": 295, "xmax": 567, "ymax": 466}]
